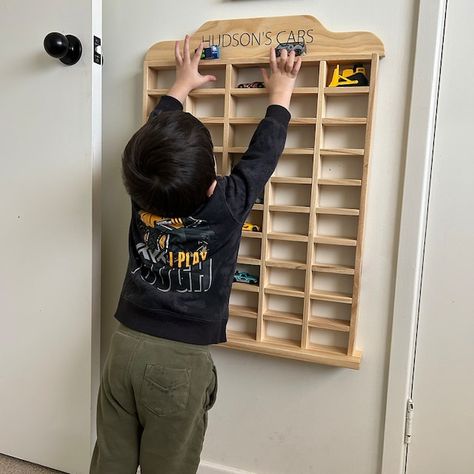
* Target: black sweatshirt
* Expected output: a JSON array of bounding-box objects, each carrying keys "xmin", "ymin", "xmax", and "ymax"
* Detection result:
[{"xmin": 114, "ymin": 95, "xmax": 290, "ymax": 344}]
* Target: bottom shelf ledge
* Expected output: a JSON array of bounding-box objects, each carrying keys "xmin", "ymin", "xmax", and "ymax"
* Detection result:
[
  {"xmin": 218, "ymin": 331, "xmax": 361, "ymax": 369},
  {"xmin": 225, "ymin": 330, "xmax": 257, "ymax": 342}
]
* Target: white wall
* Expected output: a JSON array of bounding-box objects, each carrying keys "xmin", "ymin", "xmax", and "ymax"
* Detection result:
[{"xmin": 102, "ymin": 1, "xmax": 418, "ymax": 472}]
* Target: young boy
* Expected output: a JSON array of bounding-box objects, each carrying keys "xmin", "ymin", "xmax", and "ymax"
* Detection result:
[{"xmin": 90, "ymin": 35, "xmax": 301, "ymax": 474}]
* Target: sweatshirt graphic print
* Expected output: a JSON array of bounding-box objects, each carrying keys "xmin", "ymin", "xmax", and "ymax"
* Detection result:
[{"xmin": 133, "ymin": 211, "xmax": 215, "ymax": 294}]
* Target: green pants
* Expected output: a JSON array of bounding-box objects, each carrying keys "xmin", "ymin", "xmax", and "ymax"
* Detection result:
[{"xmin": 90, "ymin": 323, "xmax": 218, "ymax": 474}]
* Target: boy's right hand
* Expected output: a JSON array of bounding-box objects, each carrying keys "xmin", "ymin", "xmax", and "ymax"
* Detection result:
[
  {"xmin": 261, "ymin": 48, "xmax": 302, "ymax": 110},
  {"xmin": 167, "ymin": 35, "xmax": 217, "ymax": 104}
]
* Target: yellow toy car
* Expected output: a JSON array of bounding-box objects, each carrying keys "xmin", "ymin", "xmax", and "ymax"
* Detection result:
[{"xmin": 242, "ymin": 222, "xmax": 261, "ymax": 232}]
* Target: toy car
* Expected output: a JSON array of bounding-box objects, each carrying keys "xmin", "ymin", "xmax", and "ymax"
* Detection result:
[
  {"xmin": 275, "ymin": 42, "xmax": 306, "ymax": 57},
  {"xmin": 197, "ymin": 45, "xmax": 220, "ymax": 60},
  {"xmin": 233, "ymin": 270, "xmax": 259, "ymax": 285},
  {"xmin": 242, "ymin": 222, "xmax": 261, "ymax": 232},
  {"xmin": 328, "ymin": 63, "xmax": 369, "ymax": 87},
  {"xmin": 237, "ymin": 81, "xmax": 265, "ymax": 88}
]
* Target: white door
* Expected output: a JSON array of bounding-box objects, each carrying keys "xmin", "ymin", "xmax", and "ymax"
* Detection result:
[
  {"xmin": 405, "ymin": 0, "xmax": 474, "ymax": 472},
  {"xmin": 0, "ymin": 1, "xmax": 101, "ymax": 473}
]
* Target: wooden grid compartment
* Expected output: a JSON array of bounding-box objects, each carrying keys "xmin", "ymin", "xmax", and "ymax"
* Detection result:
[{"xmin": 143, "ymin": 15, "xmax": 384, "ymax": 368}]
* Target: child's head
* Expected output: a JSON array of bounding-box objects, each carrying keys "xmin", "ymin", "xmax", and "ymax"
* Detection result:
[{"xmin": 122, "ymin": 110, "xmax": 216, "ymax": 217}]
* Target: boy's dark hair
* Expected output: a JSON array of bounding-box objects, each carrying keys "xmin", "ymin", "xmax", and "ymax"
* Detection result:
[{"xmin": 122, "ymin": 110, "xmax": 216, "ymax": 217}]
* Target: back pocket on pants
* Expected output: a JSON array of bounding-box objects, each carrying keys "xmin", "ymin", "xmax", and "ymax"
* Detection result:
[{"xmin": 140, "ymin": 364, "xmax": 191, "ymax": 417}]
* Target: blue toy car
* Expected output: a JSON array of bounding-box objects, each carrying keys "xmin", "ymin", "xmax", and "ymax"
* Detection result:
[
  {"xmin": 199, "ymin": 45, "xmax": 220, "ymax": 60},
  {"xmin": 233, "ymin": 270, "xmax": 259, "ymax": 285}
]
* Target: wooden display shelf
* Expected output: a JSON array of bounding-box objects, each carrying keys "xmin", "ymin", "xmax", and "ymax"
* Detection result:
[
  {"xmin": 267, "ymin": 232, "xmax": 309, "ymax": 242},
  {"xmin": 229, "ymin": 146, "xmax": 315, "ymax": 155},
  {"xmin": 198, "ymin": 117, "xmax": 225, "ymax": 124},
  {"xmin": 143, "ymin": 14, "xmax": 384, "ymax": 368},
  {"xmin": 263, "ymin": 309, "xmax": 303, "ymax": 325},
  {"xmin": 222, "ymin": 330, "xmax": 361, "ymax": 369},
  {"xmin": 324, "ymin": 86, "xmax": 370, "ymax": 96},
  {"xmin": 322, "ymin": 118, "xmax": 367, "ymax": 126},
  {"xmin": 148, "ymin": 88, "xmax": 226, "ymax": 96},
  {"xmin": 265, "ymin": 284, "xmax": 305, "ymax": 298},
  {"xmin": 312, "ymin": 263, "xmax": 355, "ymax": 275},
  {"xmin": 315, "ymin": 207, "xmax": 360, "ymax": 216},
  {"xmin": 241, "ymin": 230, "xmax": 262, "ymax": 239},
  {"xmin": 232, "ymin": 282, "xmax": 260, "ymax": 293},
  {"xmin": 266, "ymin": 258, "xmax": 307, "ymax": 270},
  {"xmin": 310, "ymin": 289, "xmax": 353, "ymax": 304},
  {"xmin": 147, "ymin": 54, "xmax": 375, "ymax": 69},
  {"xmin": 263, "ymin": 334, "xmax": 301, "ymax": 349},
  {"xmin": 231, "ymin": 87, "xmax": 319, "ymax": 96},
  {"xmin": 271, "ymin": 176, "xmax": 313, "ymax": 185},
  {"xmin": 318, "ymin": 178, "xmax": 362, "ymax": 186},
  {"xmin": 269, "ymin": 205, "xmax": 310, "ymax": 214},
  {"xmin": 237, "ymin": 256, "xmax": 261, "ymax": 265},
  {"xmin": 308, "ymin": 316, "xmax": 351, "ymax": 332},
  {"xmin": 229, "ymin": 304, "xmax": 258, "ymax": 319},
  {"xmin": 190, "ymin": 88, "xmax": 226, "ymax": 96},
  {"xmin": 314, "ymin": 235, "xmax": 358, "ymax": 246},
  {"xmin": 225, "ymin": 330, "xmax": 256, "ymax": 343},
  {"xmin": 320, "ymin": 148, "xmax": 365, "ymax": 156}
]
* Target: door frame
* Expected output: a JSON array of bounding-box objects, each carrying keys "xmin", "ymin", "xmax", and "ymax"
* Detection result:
[
  {"xmin": 380, "ymin": 0, "xmax": 448, "ymax": 472},
  {"xmin": 90, "ymin": 0, "xmax": 103, "ymax": 453}
]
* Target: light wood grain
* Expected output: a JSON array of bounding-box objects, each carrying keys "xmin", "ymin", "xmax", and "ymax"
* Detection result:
[
  {"xmin": 312, "ymin": 263, "xmax": 355, "ymax": 275},
  {"xmin": 315, "ymin": 207, "xmax": 360, "ymax": 216},
  {"xmin": 264, "ymin": 309, "xmax": 303, "ymax": 325},
  {"xmin": 318, "ymin": 178, "xmax": 362, "ymax": 186},
  {"xmin": 268, "ymin": 205, "xmax": 311, "ymax": 214},
  {"xmin": 230, "ymin": 87, "xmax": 319, "ymax": 96},
  {"xmin": 314, "ymin": 235, "xmax": 358, "ymax": 246},
  {"xmin": 222, "ymin": 331, "xmax": 361, "ymax": 369},
  {"xmin": 347, "ymin": 53, "xmax": 379, "ymax": 355},
  {"xmin": 229, "ymin": 304, "xmax": 258, "ymax": 319},
  {"xmin": 265, "ymin": 284, "xmax": 305, "ymax": 298},
  {"xmin": 144, "ymin": 15, "xmax": 384, "ymax": 62},
  {"xmin": 266, "ymin": 258, "xmax": 307, "ymax": 270},
  {"xmin": 310, "ymin": 289, "xmax": 353, "ymax": 304},
  {"xmin": 322, "ymin": 117, "xmax": 367, "ymax": 126},
  {"xmin": 308, "ymin": 316, "xmax": 351, "ymax": 332},
  {"xmin": 270, "ymin": 176, "xmax": 313, "ymax": 184},
  {"xmin": 143, "ymin": 15, "xmax": 383, "ymax": 367}
]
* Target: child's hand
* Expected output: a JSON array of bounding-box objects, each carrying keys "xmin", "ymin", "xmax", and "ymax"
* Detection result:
[
  {"xmin": 167, "ymin": 35, "xmax": 217, "ymax": 103},
  {"xmin": 261, "ymin": 48, "xmax": 302, "ymax": 110}
]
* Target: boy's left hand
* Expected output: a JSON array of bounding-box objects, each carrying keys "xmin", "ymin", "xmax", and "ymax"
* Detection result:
[{"xmin": 167, "ymin": 35, "xmax": 217, "ymax": 103}]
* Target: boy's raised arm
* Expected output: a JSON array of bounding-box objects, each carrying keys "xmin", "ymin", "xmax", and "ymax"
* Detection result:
[
  {"xmin": 149, "ymin": 35, "xmax": 216, "ymax": 120},
  {"xmin": 224, "ymin": 48, "xmax": 302, "ymax": 223}
]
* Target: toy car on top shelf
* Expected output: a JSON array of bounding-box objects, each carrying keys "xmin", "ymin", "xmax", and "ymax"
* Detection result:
[
  {"xmin": 237, "ymin": 81, "xmax": 265, "ymax": 88},
  {"xmin": 275, "ymin": 42, "xmax": 306, "ymax": 57},
  {"xmin": 197, "ymin": 45, "xmax": 220, "ymax": 60},
  {"xmin": 233, "ymin": 270, "xmax": 259, "ymax": 285},
  {"xmin": 242, "ymin": 222, "xmax": 261, "ymax": 232},
  {"xmin": 328, "ymin": 63, "xmax": 369, "ymax": 87}
]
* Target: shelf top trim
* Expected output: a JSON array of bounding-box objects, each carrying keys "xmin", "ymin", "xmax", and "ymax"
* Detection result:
[{"xmin": 144, "ymin": 15, "xmax": 385, "ymax": 62}]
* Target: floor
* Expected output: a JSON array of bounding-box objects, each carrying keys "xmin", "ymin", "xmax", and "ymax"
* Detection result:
[
  {"xmin": 0, "ymin": 454, "xmax": 144, "ymax": 474},
  {"xmin": 0, "ymin": 454, "xmax": 64, "ymax": 473}
]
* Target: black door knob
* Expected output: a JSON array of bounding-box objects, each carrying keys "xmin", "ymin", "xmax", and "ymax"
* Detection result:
[{"xmin": 43, "ymin": 32, "xmax": 82, "ymax": 66}]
